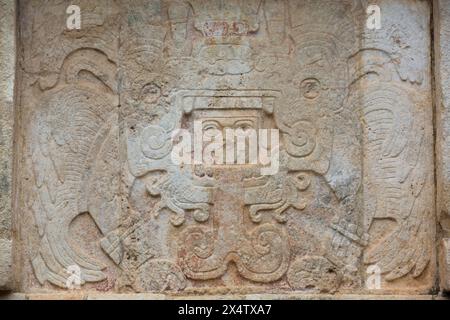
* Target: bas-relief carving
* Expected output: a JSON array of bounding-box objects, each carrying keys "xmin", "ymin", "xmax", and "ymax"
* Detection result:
[
  {"xmin": 16, "ymin": 0, "xmax": 435, "ymax": 294},
  {"xmin": 0, "ymin": 0, "xmax": 16, "ymax": 290},
  {"xmin": 351, "ymin": 0, "xmax": 435, "ymax": 290}
]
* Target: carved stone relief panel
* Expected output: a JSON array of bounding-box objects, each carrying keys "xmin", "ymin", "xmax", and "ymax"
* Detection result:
[{"xmin": 14, "ymin": 0, "xmax": 435, "ymax": 295}]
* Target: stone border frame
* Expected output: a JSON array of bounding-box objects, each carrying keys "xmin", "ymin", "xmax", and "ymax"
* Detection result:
[
  {"xmin": 0, "ymin": 0, "xmax": 16, "ymax": 291},
  {"xmin": 434, "ymin": 0, "xmax": 450, "ymax": 293}
]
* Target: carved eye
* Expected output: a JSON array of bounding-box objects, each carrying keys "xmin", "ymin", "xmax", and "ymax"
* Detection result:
[
  {"xmin": 300, "ymin": 78, "xmax": 321, "ymax": 100},
  {"xmin": 234, "ymin": 120, "xmax": 254, "ymax": 131}
]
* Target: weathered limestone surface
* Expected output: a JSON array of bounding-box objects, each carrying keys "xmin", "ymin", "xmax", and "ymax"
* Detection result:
[
  {"xmin": 8, "ymin": 0, "xmax": 437, "ymax": 297},
  {"xmin": 439, "ymin": 239, "xmax": 450, "ymax": 291},
  {"xmin": 435, "ymin": 0, "xmax": 450, "ymax": 293},
  {"xmin": 0, "ymin": 0, "xmax": 16, "ymax": 290}
]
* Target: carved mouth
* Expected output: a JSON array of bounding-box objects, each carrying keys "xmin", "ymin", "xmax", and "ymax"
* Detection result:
[{"xmin": 202, "ymin": 21, "xmax": 249, "ymax": 37}]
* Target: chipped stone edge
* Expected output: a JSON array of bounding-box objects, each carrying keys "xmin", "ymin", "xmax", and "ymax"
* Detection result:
[{"xmin": 0, "ymin": 0, "xmax": 16, "ymax": 291}]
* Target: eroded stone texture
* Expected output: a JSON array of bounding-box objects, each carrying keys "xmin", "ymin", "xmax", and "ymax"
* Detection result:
[
  {"xmin": 435, "ymin": 0, "xmax": 450, "ymax": 293},
  {"xmin": 0, "ymin": 0, "xmax": 16, "ymax": 290},
  {"xmin": 439, "ymin": 239, "xmax": 450, "ymax": 291},
  {"xmin": 15, "ymin": 0, "xmax": 435, "ymax": 295}
]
